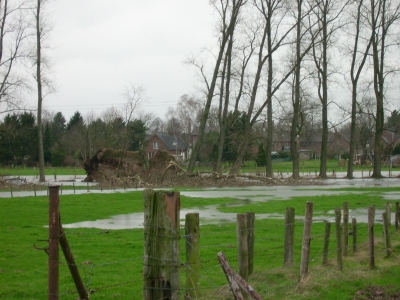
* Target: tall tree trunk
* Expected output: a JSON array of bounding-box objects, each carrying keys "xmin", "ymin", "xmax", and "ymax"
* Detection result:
[
  {"xmin": 370, "ymin": 0, "xmax": 387, "ymax": 178},
  {"xmin": 215, "ymin": 32, "xmax": 233, "ymax": 173},
  {"xmin": 36, "ymin": 0, "xmax": 45, "ymax": 182},
  {"xmin": 347, "ymin": 0, "xmax": 371, "ymax": 178},
  {"xmin": 291, "ymin": 0, "xmax": 302, "ymax": 180},
  {"xmin": 347, "ymin": 87, "xmax": 357, "ymax": 178},
  {"xmin": 265, "ymin": 3, "xmax": 274, "ymax": 178}
]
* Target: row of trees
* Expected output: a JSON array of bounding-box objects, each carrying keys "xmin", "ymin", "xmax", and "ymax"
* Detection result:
[
  {"xmin": 1, "ymin": 98, "xmax": 398, "ymax": 170},
  {"xmin": 186, "ymin": 0, "xmax": 400, "ymax": 179},
  {"xmin": 1, "ymin": 0, "xmax": 400, "ymax": 180}
]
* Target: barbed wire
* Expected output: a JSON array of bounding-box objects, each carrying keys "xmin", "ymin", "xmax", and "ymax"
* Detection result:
[{"xmin": 46, "ymin": 206, "xmax": 400, "ymax": 299}]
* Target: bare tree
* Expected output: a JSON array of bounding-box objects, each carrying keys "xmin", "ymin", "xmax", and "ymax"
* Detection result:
[
  {"xmin": 345, "ymin": 0, "xmax": 372, "ymax": 178},
  {"xmin": 229, "ymin": 0, "xmax": 298, "ymax": 175},
  {"xmin": 368, "ymin": 0, "xmax": 400, "ymax": 177},
  {"xmin": 34, "ymin": 0, "xmax": 54, "ymax": 182},
  {"xmin": 0, "ymin": 0, "xmax": 30, "ymax": 114},
  {"xmin": 311, "ymin": 0, "xmax": 349, "ymax": 178},
  {"xmin": 290, "ymin": 0, "xmax": 318, "ymax": 179},
  {"xmin": 118, "ymin": 83, "xmax": 145, "ymax": 172},
  {"xmin": 176, "ymin": 94, "xmax": 201, "ymax": 153},
  {"xmin": 186, "ymin": 0, "xmax": 247, "ymax": 174}
]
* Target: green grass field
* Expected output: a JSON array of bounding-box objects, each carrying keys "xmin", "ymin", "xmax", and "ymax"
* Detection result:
[
  {"xmin": 0, "ymin": 166, "xmax": 86, "ymax": 177},
  {"xmin": 0, "ymin": 159, "xmax": 388, "ymax": 178},
  {"xmin": 1, "ymin": 188, "xmax": 400, "ymax": 299}
]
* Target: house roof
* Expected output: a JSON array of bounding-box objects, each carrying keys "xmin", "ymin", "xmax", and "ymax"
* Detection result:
[{"xmin": 152, "ymin": 133, "xmax": 187, "ymax": 151}]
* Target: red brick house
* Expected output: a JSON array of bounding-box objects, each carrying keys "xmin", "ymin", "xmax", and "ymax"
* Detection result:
[{"xmin": 145, "ymin": 133, "xmax": 188, "ymax": 162}]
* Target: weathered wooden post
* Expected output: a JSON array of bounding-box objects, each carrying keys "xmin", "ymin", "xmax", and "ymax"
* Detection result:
[
  {"xmin": 300, "ymin": 202, "xmax": 313, "ymax": 281},
  {"xmin": 395, "ymin": 202, "xmax": 399, "ymax": 230},
  {"xmin": 368, "ymin": 205, "xmax": 375, "ymax": 269},
  {"xmin": 48, "ymin": 185, "xmax": 60, "ymax": 300},
  {"xmin": 236, "ymin": 214, "xmax": 248, "ymax": 280},
  {"xmin": 352, "ymin": 218, "xmax": 357, "ymax": 253},
  {"xmin": 386, "ymin": 202, "xmax": 392, "ymax": 227},
  {"xmin": 185, "ymin": 213, "xmax": 200, "ymax": 300},
  {"xmin": 284, "ymin": 208, "xmax": 295, "ymax": 266},
  {"xmin": 143, "ymin": 190, "xmax": 180, "ymax": 300},
  {"xmin": 382, "ymin": 212, "xmax": 391, "ymax": 257},
  {"xmin": 59, "ymin": 221, "xmax": 89, "ymax": 300},
  {"xmin": 245, "ymin": 212, "xmax": 255, "ymax": 275},
  {"xmin": 335, "ymin": 207, "xmax": 343, "ymax": 271},
  {"xmin": 343, "ymin": 202, "xmax": 349, "ymax": 256},
  {"xmin": 322, "ymin": 221, "xmax": 331, "ymax": 265}
]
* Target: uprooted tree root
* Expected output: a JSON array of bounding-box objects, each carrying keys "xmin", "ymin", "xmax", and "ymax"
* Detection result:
[{"xmin": 80, "ymin": 149, "xmax": 327, "ymax": 188}]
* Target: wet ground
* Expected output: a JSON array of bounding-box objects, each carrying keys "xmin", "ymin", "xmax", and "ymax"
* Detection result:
[
  {"xmin": 62, "ymin": 176, "xmax": 400, "ymax": 230},
  {"xmin": 2, "ymin": 173, "xmax": 399, "ymax": 229}
]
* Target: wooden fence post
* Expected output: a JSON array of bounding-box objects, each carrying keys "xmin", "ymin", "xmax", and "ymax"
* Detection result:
[
  {"xmin": 48, "ymin": 185, "xmax": 60, "ymax": 300},
  {"xmin": 368, "ymin": 205, "xmax": 375, "ymax": 269},
  {"xmin": 335, "ymin": 207, "xmax": 343, "ymax": 271},
  {"xmin": 185, "ymin": 213, "xmax": 200, "ymax": 300},
  {"xmin": 395, "ymin": 202, "xmax": 399, "ymax": 230},
  {"xmin": 143, "ymin": 190, "xmax": 180, "ymax": 300},
  {"xmin": 343, "ymin": 202, "xmax": 349, "ymax": 256},
  {"xmin": 284, "ymin": 208, "xmax": 295, "ymax": 266},
  {"xmin": 352, "ymin": 218, "xmax": 357, "ymax": 253},
  {"xmin": 322, "ymin": 221, "xmax": 331, "ymax": 265},
  {"xmin": 382, "ymin": 212, "xmax": 391, "ymax": 257},
  {"xmin": 386, "ymin": 202, "xmax": 392, "ymax": 227},
  {"xmin": 59, "ymin": 221, "xmax": 89, "ymax": 300},
  {"xmin": 300, "ymin": 202, "xmax": 313, "ymax": 281},
  {"xmin": 246, "ymin": 212, "xmax": 255, "ymax": 275},
  {"xmin": 237, "ymin": 214, "xmax": 248, "ymax": 280}
]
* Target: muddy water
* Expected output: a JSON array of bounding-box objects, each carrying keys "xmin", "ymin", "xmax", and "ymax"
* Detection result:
[{"xmin": 57, "ymin": 177, "xmax": 400, "ymax": 230}]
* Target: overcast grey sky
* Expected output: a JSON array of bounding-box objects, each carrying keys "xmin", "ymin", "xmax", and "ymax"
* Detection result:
[{"xmin": 44, "ymin": 0, "xmax": 215, "ymax": 121}]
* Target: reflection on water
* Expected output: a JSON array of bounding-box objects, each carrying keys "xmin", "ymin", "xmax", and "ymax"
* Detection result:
[
  {"xmin": 1, "ymin": 174, "xmax": 398, "ymax": 229},
  {"xmin": 62, "ymin": 206, "xmax": 283, "ymax": 230}
]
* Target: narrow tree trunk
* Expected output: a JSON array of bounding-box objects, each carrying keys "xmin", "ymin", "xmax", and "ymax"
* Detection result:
[{"xmin": 36, "ymin": 0, "xmax": 45, "ymax": 182}]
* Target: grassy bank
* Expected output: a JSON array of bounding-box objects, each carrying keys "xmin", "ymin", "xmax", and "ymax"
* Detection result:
[{"xmin": 1, "ymin": 188, "xmax": 400, "ymax": 299}]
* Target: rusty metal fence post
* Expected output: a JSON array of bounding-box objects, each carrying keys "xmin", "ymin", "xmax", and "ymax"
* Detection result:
[{"xmin": 48, "ymin": 185, "xmax": 60, "ymax": 300}]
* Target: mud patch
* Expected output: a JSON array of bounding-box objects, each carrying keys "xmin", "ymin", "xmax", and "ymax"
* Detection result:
[{"xmin": 354, "ymin": 285, "xmax": 400, "ymax": 300}]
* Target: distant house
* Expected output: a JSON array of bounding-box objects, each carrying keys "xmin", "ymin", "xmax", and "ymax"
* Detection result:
[{"xmin": 145, "ymin": 133, "xmax": 188, "ymax": 163}]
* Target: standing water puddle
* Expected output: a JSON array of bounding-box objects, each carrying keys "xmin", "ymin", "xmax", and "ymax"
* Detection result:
[{"xmin": 61, "ymin": 178, "xmax": 400, "ymax": 229}]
